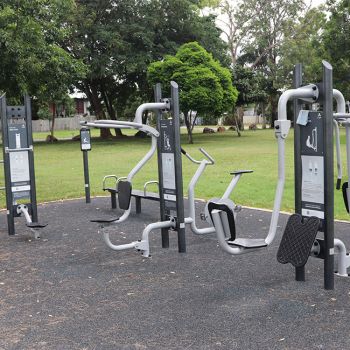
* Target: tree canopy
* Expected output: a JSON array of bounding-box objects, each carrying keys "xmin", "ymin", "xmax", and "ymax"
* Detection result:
[
  {"xmin": 0, "ymin": 0, "xmax": 85, "ymax": 101},
  {"xmin": 148, "ymin": 41, "xmax": 238, "ymax": 143}
]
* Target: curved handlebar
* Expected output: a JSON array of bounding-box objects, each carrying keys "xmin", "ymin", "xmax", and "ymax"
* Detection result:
[
  {"xmin": 199, "ymin": 148, "xmax": 214, "ymax": 164},
  {"xmin": 181, "ymin": 147, "xmax": 215, "ymax": 165}
]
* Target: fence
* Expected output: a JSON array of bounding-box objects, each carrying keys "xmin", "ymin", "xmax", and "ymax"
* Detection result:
[{"xmin": 31, "ymin": 115, "xmax": 95, "ymax": 133}]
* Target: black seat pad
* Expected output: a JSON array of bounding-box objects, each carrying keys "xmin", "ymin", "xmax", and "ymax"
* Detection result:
[
  {"xmin": 228, "ymin": 238, "xmax": 267, "ymax": 249},
  {"xmin": 104, "ymin": 188, "xmax": 118, "ymax": 194},
  {"xmin": 230, "ymin": 170, "xmax": 253, "ymax": 175},
  {"xmin": 131, "ymin": 190, "xmax": 159, "ymax": 200},
  {"xmin": 277, "ymin": 214, "xmax": 320, "ymax": 268},
  {"xmin": 26, "ymin": 222, "xmax": 48, "ymax": 229},
  {"xmin": 90, "ymin": 217, "xmax": 119, "ymax": 224},
  {"xmin": 208, "ymin": 201, "xmax": 236, "ymax": 241},
  {"xmin": 118, "ymin": 181, "xmax": 132, "ymax": 210}
]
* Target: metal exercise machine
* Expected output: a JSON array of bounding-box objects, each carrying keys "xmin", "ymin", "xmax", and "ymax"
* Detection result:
[
  {"xmin": 276, "ymin": 62, "xmax": 350, "ymax": 290},
  {"xmin": 0, "ymin": 95, "xmax": 47, "ymax": 238},
  {"xmin": 208, "ymin": 61, "xmax": 350, "ymax": 290},
  {"xmin": 80, "ymin": 122, "xmax": 160, "ymax": 211},
  {"xmin": 82, "ymin": 82, "xmax": 187, "ymax": 257},
  {"xmin": 181, "ymin": 147, "xmax": 246, "ymax": 235}
]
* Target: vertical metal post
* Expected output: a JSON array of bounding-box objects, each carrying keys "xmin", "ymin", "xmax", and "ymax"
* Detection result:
[
  {"xmin": 293, "ymin": 64, "xmax": 305, "ymax": 282},
  {"xmin": 154, "ymin": 84, "xmax": 169, "ymax": 248},
  {"xmin": 171, "ymin": 81, "xmax": 186, "ymax": 253},
  {"xmin": 80, "ymin": 128, "xmax": 91, "ymax": 203},
  {"xmin": 25, "ymin": 95, "xmax": 38, "ymax": 223},
  {"xmin": 322, "ymin": 61, "xmax": 334, "ymax": 290},
  {"xmin": 0, "ymin": 95, "xmax": 15, "ymax": 235},
  {"xmin": 83, "ymin": 151, "xmax": 91, "ymax": 203}
]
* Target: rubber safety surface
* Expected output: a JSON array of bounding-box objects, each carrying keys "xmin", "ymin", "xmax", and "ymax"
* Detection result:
[{"xmin": 0, "ymin": 197, "xmax": 350, "ymax": 350}]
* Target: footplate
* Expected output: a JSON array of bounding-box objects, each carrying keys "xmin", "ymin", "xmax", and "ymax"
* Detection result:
[{"xmin": 277, "ymin": 214, "xmax": 320, "ymax": 268}]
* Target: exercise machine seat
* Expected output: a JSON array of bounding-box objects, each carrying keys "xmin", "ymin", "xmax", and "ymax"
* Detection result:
[
  {"xmin": 208, "ymin": 201, "xmax": 236, "ymax": 241},
  {"xmin": 26, "ymin": 222, "xmax": 48, "ymax": 229},
  {"xmin": 208, "ymin": 201, "xmax": 267, "ymax": 249},
  {"xmin": 230, "ymin": 170, "xmax": 254, "ymax": 175},
  {"xmin": 118, "ymin": 180, "xmax": 132, "ymax": 210},
  {"xmin": 228, "ymin": 238, "xmax": 267, "ymax": 249},
  {"xmin": 90, "ymin": 217, "xmax": 119, "ymax": 224}
]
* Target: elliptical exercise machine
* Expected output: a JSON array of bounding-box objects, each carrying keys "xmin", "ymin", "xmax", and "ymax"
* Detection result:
[{"xmin": 182, "ymin": 147, "xmax": 248, "ymax": 236}]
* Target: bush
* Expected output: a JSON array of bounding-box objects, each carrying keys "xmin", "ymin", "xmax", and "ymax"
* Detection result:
[{"xmin": 37, "ymin": 105, "xmax": 51, "ymax": 119}]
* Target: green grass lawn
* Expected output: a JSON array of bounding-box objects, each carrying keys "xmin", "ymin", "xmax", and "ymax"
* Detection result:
[{"xmin": 1, "ymin": 127, "xmax": 349, "ymax": 220}]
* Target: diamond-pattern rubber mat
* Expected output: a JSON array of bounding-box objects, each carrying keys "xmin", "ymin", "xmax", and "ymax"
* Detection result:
[{"xmin": 277, "ymin": 214, "xmax": 320, "ymax": 268}]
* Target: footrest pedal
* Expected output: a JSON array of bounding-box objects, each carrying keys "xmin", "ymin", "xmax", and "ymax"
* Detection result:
[{"xmin": 277, "ymin": 214, "xmax": 320, "ymax": 267}]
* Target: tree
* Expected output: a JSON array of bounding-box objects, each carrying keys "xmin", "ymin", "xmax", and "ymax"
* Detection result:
[
  {"xmin": 238, "ymin": 0, "xmax": 307, "ymax": 126},
  {"xmin": 60, "ymin": 0, "xmax": 230, "ymax": 139},
  {"xmin": 323, "ymin": 0, "xmax": 350, "ymax": 97},
  {"xmin": 276, "ymin": 7, "xmax": 326, "ymax": 90},
  {"xmin": 232, "ymin": 65, "xmax": 269, "ymax": 132},
  {"xmin": 148, "ymin": 42, "xmax": 238, "ymax": 143},
  {"xmin": 0, "ymin": 0, "xmax": 86, "ymax": 101},
  {"xmin": 210, "ymin": 0, "xmax": 307, "ymax": 126}
]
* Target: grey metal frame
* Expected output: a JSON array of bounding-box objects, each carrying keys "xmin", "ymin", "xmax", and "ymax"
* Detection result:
[
  {"xmin": 0, "ymin": 94, "xmax": 39, "ymax": 236},
  {"xmin": 83, "ymin": 82, "xmax": 186, "ymax": 257},
  {"xmin": 210, "ymin": 84, "xmax": 318, "ymax": 255}
]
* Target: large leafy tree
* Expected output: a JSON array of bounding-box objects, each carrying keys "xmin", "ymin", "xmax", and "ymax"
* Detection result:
[
  {"xmin": 323, "ymin": 0, "xmax": 350, "ymax": 97},
  {"xmin": 232, "ymin": 65, "xmax": 269, "ymax": 132},
  {"xmin": 276, "ymin": 7, "xmax": 326, "ymax": 90},
  {"xmin": 0, "ymin": 0, "xmax": 85, "ymax": 101},
  {"xmin": 148, "ymin": 42, "xmax": 238, "ymax": 143},
  {"xmin": 209, "ymin": 0, "xmax": 307, "ymax": 126},
  {"xmin": 237, "ymin": 0, "xmax": 307, "ymax": 126},
  {"xmin": 62, "ymin": 0, "xmax": 229, "ymax": 138}
]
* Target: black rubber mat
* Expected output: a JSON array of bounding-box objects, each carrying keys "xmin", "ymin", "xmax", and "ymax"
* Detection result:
[{"xmin": 277, "ymin": 214, "xmax": 320, "ymax": 268}]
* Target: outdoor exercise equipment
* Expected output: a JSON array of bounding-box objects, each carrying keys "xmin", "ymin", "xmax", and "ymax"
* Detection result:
[
  {"xmin": 208, "ymin": 61, "xmax": 350, "ymax": 290},
  {"xmin": 80, "ymin": 122, "xmax": 161, "ymax": 212},
  {"xmin": 182, "ymin": 147, "xmax": 245, "ymax": 235},
  {"xmin": 82, "ymin": 82, "xmax": 187, "ymax": 256},
  {"xmin": 80, "ymin": 127, "xmax": 91, "ymax": 203},
  {"xmin": 333, "ymin": 95, "xmax": 350, "ymax": 213},
  {"xmin": 275, "ymin": 62, "xmax": 350, "ymax": 290},
  {"xmin": 102, "ymin": 175, "xmax": 160, "ymax": 212},
  {"xmin": 0, "ymin": 94, "xmax": 47, "ymax": 238}
]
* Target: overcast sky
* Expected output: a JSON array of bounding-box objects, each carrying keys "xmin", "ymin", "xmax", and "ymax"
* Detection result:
[{"xmin": 311, "ymin": 0, "xmax": 327, "ymax": 6}]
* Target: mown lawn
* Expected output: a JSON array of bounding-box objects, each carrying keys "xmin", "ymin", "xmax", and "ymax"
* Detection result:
[{"xmin": 1, "ymin": 127, "xmax": 349, "ymax": 220}]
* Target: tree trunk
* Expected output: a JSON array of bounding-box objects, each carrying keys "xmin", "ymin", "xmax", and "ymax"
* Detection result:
[
  {"xmin": 50, "ymin": 110, "xmax": 56, "ymax": 142},
  {"xmin": 262, "ymin": 104, "xmax": 266, "ymax": 129},
  {"xmin": 184, "ymin": 111, "xmax": 193, "ymax": 144},
  {"xmin": 269, "ymin": 95, "xmax": 278, "ymax": 128},
  {"xmin": 84, "ymin": 81, "xmax": 112, "ymax": 139},
  {"xmin": 234, "ymin": 115, "xmax": 241, "ymax": 137},
  {"xmin": 235, "ymin": 106, "xmax": 244, "ymax": 131}
]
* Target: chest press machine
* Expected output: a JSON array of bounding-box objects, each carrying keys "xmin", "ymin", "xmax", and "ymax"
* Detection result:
[{"xmin": 82, "ymin": 82, "xmax": 187, "ymax": 257}]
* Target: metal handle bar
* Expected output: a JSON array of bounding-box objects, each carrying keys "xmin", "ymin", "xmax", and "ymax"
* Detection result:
[
  {"xmin": 102, "ymin": 175, "xmax": 118, "ymax": 190},
  {"xmin": 334, "ymin": 113, "xmax": 350, "ymax": 119},
  {"xmin": 143, "ymin": 180, "xmax": 159, "ymax": 196},
  {"xmin": 116, "ymin": 177, "xmax": 128, "ymax": 187},
  {"xmin": 199, "ymin": 148, "xmax": 215, "ymax": 164},
  {"xmin": 5, "ymin": 146, "xmax": 33, "ymax": 153},
  {"xmin": 181, "ymin": 147, "xmax": 215, "ymax": 165}
]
